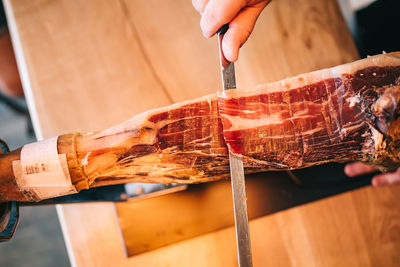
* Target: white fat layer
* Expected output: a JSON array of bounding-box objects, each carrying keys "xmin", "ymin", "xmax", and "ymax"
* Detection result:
[
  {"xmin": 347, "ymin": 96, "xmax": 361, "ymax": 108},
  {"xmin": 222, "ymin": 113, "xmax": 284, "ymax": 130},
  {"xmin": 368, "ymin": 124, "xmax": 383, "ymax": 151},
  {"xmin": 222, "ymin": 112, "xmax": 327, "ymax": 137},
  {"xmin": 81, "ymin": 152, "xmax": 91, "ymax": 166},
  {"xmin": 222, "ymin": 112, "xmax": 320, "ymax": 131}
]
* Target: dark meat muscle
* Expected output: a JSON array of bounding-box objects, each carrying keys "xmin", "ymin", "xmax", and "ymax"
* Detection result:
[{"xmin": 74, "ymin": 53, "xmax": 400, "ymax": 187}]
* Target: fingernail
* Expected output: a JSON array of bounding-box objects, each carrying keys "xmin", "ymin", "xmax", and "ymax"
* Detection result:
[
  {"xmin": 200, "ymin": 18, "xmax": 211, "ymax": 38},
  {"xmin": 222, "ymin": 40, "xmax": 238, "ymax": 62},
  {"xmin": 200, "ymin": 25, "xmax": 213, "ymax": 38},
  {"xmin": 344, "ymin": 165, "xmax": 353, "ymax": 177},
  {"xmin": 230, "ymin": 49, "xmax": 239, "ymax": 62},
  {"xmin": 224, "ymin": 50, "xmax": 233, "ymax": 62}
]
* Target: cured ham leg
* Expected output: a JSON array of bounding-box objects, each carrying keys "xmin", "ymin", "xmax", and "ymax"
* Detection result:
[
  {"xmin": 1, "ymin": 52, "xmax": 400, "ymax": 201},
  {"xmin": 219, "ymin": 54, "xmax": 400, "ymax": 173}
]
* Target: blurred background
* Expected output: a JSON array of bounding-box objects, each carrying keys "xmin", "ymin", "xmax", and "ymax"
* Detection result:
[{"xmin": 0, "ymin": 0, "xmax": 399, "ymax": 266}]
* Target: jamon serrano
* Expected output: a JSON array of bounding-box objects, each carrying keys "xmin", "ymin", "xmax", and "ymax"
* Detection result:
[
  {"xmin": 77, "ymin": 52, "xmax": 400, "ymax": 187},
  {"xmin": 1, "ymin": 52, "xmax": 400, "ymax": 201}
]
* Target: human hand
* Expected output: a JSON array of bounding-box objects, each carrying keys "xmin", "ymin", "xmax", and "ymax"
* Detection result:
[
  {"xmin": 345, "ymin": 155, "xmax": 400, "ymax": 186},
  {"xmin": 192, "ymin": 0, "xmax": 271, "ymax": 62}
]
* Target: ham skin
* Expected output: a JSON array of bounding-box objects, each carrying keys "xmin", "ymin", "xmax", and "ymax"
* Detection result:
[{"xmin": 74, "ymin": 52, "xmax": 400, "ymax": 188}]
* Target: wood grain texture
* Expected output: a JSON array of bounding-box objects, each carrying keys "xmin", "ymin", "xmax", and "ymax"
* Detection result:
[
  {"xmin": 5, "ymin": 0, "xmax": 400, "ymax": 266},
  {"xmin": 117, "ymin": 173, "xmax": 291, "ymax": 256}
]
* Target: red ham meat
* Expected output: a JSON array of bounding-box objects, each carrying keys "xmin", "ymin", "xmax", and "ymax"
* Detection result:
[
  {"xmin": 74, "ymin": 52, "xmax": 400, "ymax": 187},
  {"xmin": 218, "ymin": 53, "xmax": 400, "ymax": 172}
]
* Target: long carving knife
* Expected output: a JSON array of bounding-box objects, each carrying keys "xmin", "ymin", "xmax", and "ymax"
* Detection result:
[{"xmin": 217, "ymin": 24, "xmax": 253, "ymax": 267}]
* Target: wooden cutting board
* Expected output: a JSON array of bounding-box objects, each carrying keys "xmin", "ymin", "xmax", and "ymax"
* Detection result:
[{"xmin": 4, "ymin": 0, "xmax": 400, "ymax": 266}]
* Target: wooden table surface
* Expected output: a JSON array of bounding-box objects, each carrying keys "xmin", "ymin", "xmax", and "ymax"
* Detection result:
[{"xmin": 4, "ymin": 0, "xmax": 400, "ymax": 266}]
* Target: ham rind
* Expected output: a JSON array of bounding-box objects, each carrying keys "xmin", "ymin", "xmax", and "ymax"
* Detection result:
[{"xmin": 75, "ymin": 53, "xmax": 400, "ymax": 187}]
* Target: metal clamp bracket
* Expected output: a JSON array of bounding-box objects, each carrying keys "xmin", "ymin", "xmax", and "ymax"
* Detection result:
[{"xmin": 0, "ymin": 139, "xmax": 19, "ymax": 242}]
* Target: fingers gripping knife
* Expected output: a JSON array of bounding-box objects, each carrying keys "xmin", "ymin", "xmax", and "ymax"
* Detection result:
[{"xmin": 217, "ymin": 24, "xmax": 253, "ymax": 267}]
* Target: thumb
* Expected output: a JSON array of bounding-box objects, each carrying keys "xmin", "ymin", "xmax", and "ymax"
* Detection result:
[{"xmin": 222, "ymin": 3, "xmax": 268, "ymax": 62}]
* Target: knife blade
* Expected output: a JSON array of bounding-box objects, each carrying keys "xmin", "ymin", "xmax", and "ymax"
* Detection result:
[{"xmin": 217, "ymin": 24, "xmax": 253, "ymax": 267}]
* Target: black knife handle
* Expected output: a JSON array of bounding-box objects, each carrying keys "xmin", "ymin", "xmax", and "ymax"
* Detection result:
[{"xmin": 217, "ymin": 24, "xmax": 229, "ymax": 35}]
